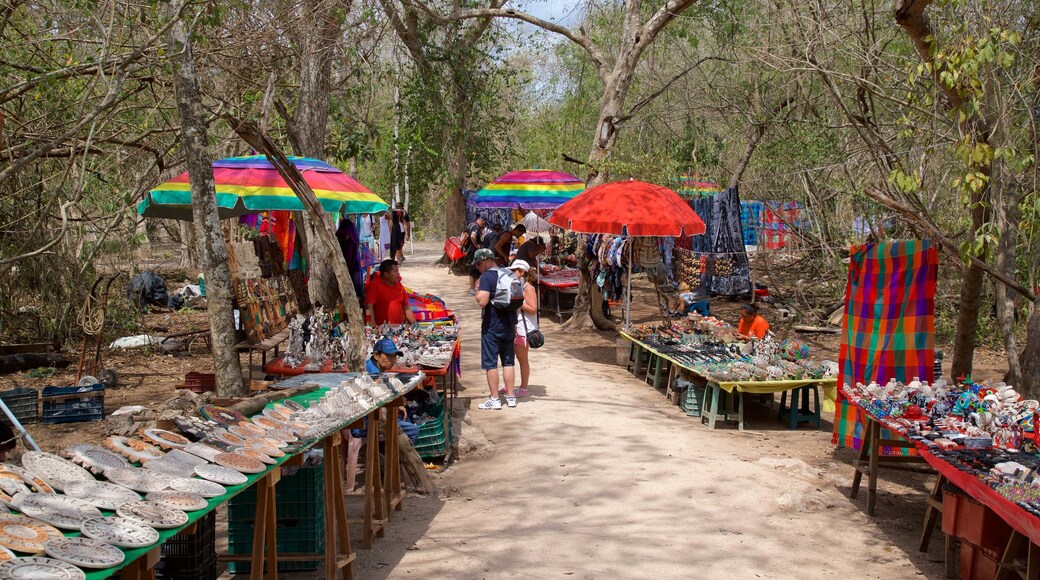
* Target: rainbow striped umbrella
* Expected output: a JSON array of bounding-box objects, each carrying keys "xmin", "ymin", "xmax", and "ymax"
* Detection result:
[
  {"xmin": 138, "ymin": 155, "xmax": 388, "ymax": 220},
  {"xmin": 470, "ymin": 169, "xmax": 584, "ymax": 209}
]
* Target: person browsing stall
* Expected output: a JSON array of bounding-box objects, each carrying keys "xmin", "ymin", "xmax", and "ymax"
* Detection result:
[
  {"xmin": 356, "ymin": 338, "xmax": 419, "ymax": 442},
  {"xmin": 509, "ymin": 260, "xmax": 538, "ymax": 398},
  {"xmin": 473, "ymin": 248, "xmax": 518, "ymax": 410},
  {"xmin": 514, "ymin": 236, "xmax": 547, "ymax": 272},
  {"xmin": 737, "ymin": 303, "xmax": 770, "ymax": 340},
  {"xmin": 494, "ymin": 224, "xmax": 526, "ymax": 266},
  {"xmin": 365, "ymin": 259, "xmax": 416, "ymax": 325}
]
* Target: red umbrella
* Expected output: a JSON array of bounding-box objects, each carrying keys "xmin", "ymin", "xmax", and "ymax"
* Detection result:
[{"xmin": 548, "ymin": 180, "xmax": 705, "ymax": 236}]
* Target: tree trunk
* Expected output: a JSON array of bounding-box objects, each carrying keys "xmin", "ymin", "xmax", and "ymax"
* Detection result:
[
  {"xmin": 178, "ymin": 220, "xmax": 197, "ymax": 269},
  {"xmin": 226, "ymin": 117, "xmax": 368, "ymax": 371},
  {"xmin": 162, "ymin": 2, "xmax": 244, "ymax": 396},
  {"xmin": 951, "ymin": 261, "xmax": 985, "ymax": 382},
  {"xmin": 284, "ymin": 0, "xmax": 348, "ymax": 310},
  {"xmin": 1020, "ymin": 305, "xmax": 1040, "ymax": 398}
]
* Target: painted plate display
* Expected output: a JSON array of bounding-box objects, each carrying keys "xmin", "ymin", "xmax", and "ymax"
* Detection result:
[
  {"xmin": 0, "ymin": 515, "xmax": 63, "ymax": 553},
  {"xmin": 0, "ymin": 466, "xmax": 53, "ymax": 495},
  {"xmin": 181, "ymin": 442, "xmax": 222, "ymax": 463},
  {"xmin": 20, "ymin": 453, "xmax": 93, "ymax": 492},
  {"xmin": 263, "ymin": 407, "xmax": 291, "ymax": 422},
  {"xmin": 193, "ymin": 464, "xmax": 247, "ymax": 486},
  {"xmin": 212, "ymin": 430, "xmax": 245, "ymax": 447},
  {"xmin": 103, "ymin": 467, "xmax": 170, "ymax": 493},
  {"xmin": 145, "ymin": 491, "xmax": 208, "ymax": 512},
  {"xmin": 0, "ymin": 547, "xmax": 12, "ymax": 563},
  {"xmin": 268, "ymin": 428, "xmax": 297, "ymax": 443},
  {"xmin": 80, "ymin": 517, "xmax": 159, "ymax": 549},
  {"xmin": 43, "ymin": 536, "xmax": 125, "ymax": 569},
  {"xmin": 169, "ymin": 478, "xmax": 226, "ymax": 498},
  {"xmin": 256, "ymin": 435, "xmax": 288, "ymax": 450},
  {"xmin": 241, "ymin": 448, "xmax": 276, "ymax": 465},
  {"xmin": 199, "ymin": 405, "xmax": 245, "ymax": 427},
  {"xmin": 13, "ymin": 493, "xmax": 101, "ymax": 530},
  {"xmin": 0, "ymin": 556, "xmax": 85, "ymax": 579},
  {"xmin": 251, "ymin": 416, "xmax": 281, "ymax": 431},
  {"xmin": 283, "ymin": 400, "xmax": 305, "ymax": 412},
  {"xmin": 104, "ymin": 437, "xmax": 164, "ymax": 463},
  {"xmin": 116, "ymin": 501, "xmax": 188, "ymax": 529},
  {"xmin": 141, "ymin": 429, "xmax": 190, "ymax": 450},
  {"xmin": 213, "ymin": 453, "xmax": 265, "ymax": 474},
  {"xmin": 245, "ymin": 440, "xmax": 284, "ymax": 458},
  {"xmin": 62, "ymin": 481, "xmax": 140, "ymax": 511},
  {"xmin": 63, "ymin": 444, "xmax": 129, "ymax": 474}
]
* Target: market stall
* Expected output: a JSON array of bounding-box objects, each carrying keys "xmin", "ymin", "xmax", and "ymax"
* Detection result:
[
  {"xmin": 0, "ymin": 372, "xmax": 423, "ymax": 579},
  {"xmin": 537, "ymin": 265, "xmax": 580, "ymax": 322}
]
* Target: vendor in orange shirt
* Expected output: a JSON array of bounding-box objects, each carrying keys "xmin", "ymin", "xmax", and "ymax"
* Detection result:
[
  {"xmin": 364, "ymin": 259, "xmax": 416, "ymax": 325},
  {"xmin": 737, "ymin": 303, "xmax": 769, "ymax": 340}
]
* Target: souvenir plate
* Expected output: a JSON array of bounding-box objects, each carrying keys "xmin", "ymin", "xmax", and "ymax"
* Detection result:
[
  {"xmin": 264, "ymin": 407, "xmax": 291, "ymax": 422},
  {"xmin": 142, "ymin": 429, "xmax": 190, "ymax": 450},
  {"xmin": 182, "ymin": 442, "xmax": 222, "ymax": 463},
  {"xmin": 228, "ymin": 423, "xmax": 266, "ymax": 439},
  {"xmin": 116, "ymin": 501, "xmax": 188, "ymax": 529},
  {"xmin": 43, "ymin": 536, "xmax": 124, "ymax": 569},
  {"xmin": 268, "ymin": 428, "xmax": 297, "ymax": 443},
  {"xmin": 0, "ymin": 515, "xmax": 63, "ymax": 553},
  {"xmin": 245, "ymin": 440, "xmax": 284, "ymax": 458},
  {"xmin": 257, "ymin": 435, "xmax": 288, "ymax": 450},
  {"xmin": 241, "ymin": 448, "xmax": 276, "ymax": 465},
  {"xmin": 142, "ymin": 458, "xmax": 196, "ymax": 479},
  {"xmin": 251, "ymin": 416, "xmax": 281, "ymax": 431},
  {"xmin": 63, "ymin": 444, "xmax": 129, "ymax": 474},
  {"xmin": 0, "ymin": 547, "xmax": 12, "ymax": 563},
  {"xmin": 0, "ymin": 466, "xmax": 53, "ymax": 495},
  {"xmin": 0, "ymin": 556, "xmax": 85, "ymax": 579},
  {"xmin": 13, "ymin": 493, "xmax": 101, "ymax": 530},
  {"xmin": 80, "ymin": 517, "xmax": 158, "ymax": 548},
  {"xmin": 20, "ymin": 453, "xmax": 93, "ymax": 492},
  {"xmin": 213, "ymin": 431, "xmax": 245, "ymax": 446},
  {"xmin": 169, "ymin": 478, "xmax": 226, "ymax": 498},
  {"xmin": 104, "ymin": 437, "xmax": 164, "ymax": 463},
  {"xmin": 0, "ymin": 474, "xmax": 29, "ymax": 509},
  {"xmin": 198, "ymin": 405, "xmax": 245, "ymax": 427},
  {"xmin": 214, "ymin": 453, "xmax": 265, "ymax": 474},
  {"xmin": 285, "ymin": 421, "xmax": 311, "ymax": 436},
  {"xmin": 145, "ymin": 491, "xmax": 208, "ymax": 512},
  {"xmin": 104, "ymin": 467, "xmax": 170, "ymax": 493},
  {"xmin": 62, "ymin": 481, "xmax": 140, "ymax": 511},
  {"xmin": 283, "ymin": 400, "xmax": 305, "ymax": 412},
  {"xmin": 193, "ymin": 464, "xmax": 247, "ymax": 486}
]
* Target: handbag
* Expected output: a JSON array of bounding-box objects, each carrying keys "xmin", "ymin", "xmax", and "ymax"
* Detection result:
[{"xmin": 520, "ymin": 282, "xmax": 544, "ymax": 349}]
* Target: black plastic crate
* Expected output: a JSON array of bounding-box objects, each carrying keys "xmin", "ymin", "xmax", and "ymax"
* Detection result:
[
  {"xmin": 0, "ymin": 388, "xmax": 38, "ymax": 426},
  {"xmin": 157, "ymin": 512, "xmax": 217, "ymax": 580},
  {"xmin": 41, "ymin": 384, "xmax": 104, "ymax": 423}
]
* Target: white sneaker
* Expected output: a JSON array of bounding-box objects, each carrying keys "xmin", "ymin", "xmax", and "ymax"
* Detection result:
[
  {"xmin": 505, "ymin": 396, "xmax": 517, "ymax": 408},
  {"xmin": 477, "ymin": 397, "xmax": 502, "ymax": 410}
]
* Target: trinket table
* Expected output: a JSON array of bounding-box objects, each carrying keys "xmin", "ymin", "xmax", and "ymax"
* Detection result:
[{"xmin": 538, "ymin": 271, "xmax": 580, "ymax": 323}]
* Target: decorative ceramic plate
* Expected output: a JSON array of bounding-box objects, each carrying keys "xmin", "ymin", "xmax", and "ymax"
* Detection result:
[
  {"xmin": 285, "ymin": 421, "xmax": 311, "ymax": 435},
  {"xmin": 105, "ymin": 437, "xmax": 164, "ymax": 463},
  {"xmin": 251, "ymin": 416, "xmax": 281, "ymax": 431},
  {"xmin": 245, "ymin": 440, "xmax": 284, "ymax": 458},
  {"xmin": 142, "ymin": 459, "xmax": 196, "ymax": 479},
  {"xmin": 283, "ymin": 400, "xmax": 305, "ymax": 412},
  {"xmin": 43, "ymin": 537, "xmax": 124, "ymax": 569},
  {"xmin": 145, "ymin": 491, "xmax": 208, "ymax": 512},
  {"xmin": 116, "ymin": 501, "xmax": 188, "ymax": 529},
  {"xmin": 213, "ymin": 453, "xmax": 265, "ymax": 474},
  {"xmin": 199, "ymin": 405, "xmax": 245, "ymax": 427},
  {"xmin": 193, "ymin": 464, "xmax": 247, "ymax": 486},
  {"xmin": 228, "ymin": 423, "xmax": 266, "ymax": 439},
  {"xmin": 13, "ymin": 493, "xmax": 101, "ymax": 530},
  {"xmin": 63, "ymin": 445, "xmax": 129, "ymax": 474},
  {"xmin": 62, "ymin": 481, "xmax": 140, "ymax": 511},
  {"xmin": 181, "ymin": 442, "xmax": 222, "ymax": 463},
  {"xmin": 0, "ymin": 515, "xmax": 63, "ymax": 553},
  {"xmin": 256, "ymin": 435, "xmax": 288, "ymax": 450},
  {"xmin": 241, "ymin": 448, "xmax": 275, "ymax": 465},
  {"xmin": 0, "ymin": 475, "xmax": 29, "ymax": 509},
  {"xmin": 263, "ymin": 407, "xmax": 291, "ymax": 422},
  {"xmin": 268, "ymin": 429, "xmax": 297, "ymax": 443},
  {"xmin": 19, "ymin": 453, "xmax": 93, "ymax": 492},
  {"xmin": 0, "ymin": 547, "xmax": 12, "ymax": 563},
  {"xmin": 169, "ymin": 478, "xmax": 226, "ymax": 498},
  {"xmin": 0, "ymin": 556, "xmax": 85, "ymax": 579},
  {"xmin": 141, "ymin": 429, "xmax": 190, "ymax": 450},
  {"xmin": 80, "ymin": 517, "xmax": 158, "ymax": 549},
  {"xmin": 212, "ymin": 431, "xmax": 245, "ymax": 446},
  {"xmin": 103, "ymin": 467, "xmax": 170, "ymax": 493},
  {"xmin": 0, "ymin": 466, "xmax": 52, "ymax": 495},
  {"xmin": 199, "ymin": 436, "xmax": 237, "ymax": 452}
]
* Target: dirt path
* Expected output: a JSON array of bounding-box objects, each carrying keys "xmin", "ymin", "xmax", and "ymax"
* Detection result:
[{"xmin": 351, "ymin": 247, "xmax": 941, "ymax": 579}]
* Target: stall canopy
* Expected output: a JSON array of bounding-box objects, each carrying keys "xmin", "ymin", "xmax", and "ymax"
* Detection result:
[
  {"xmin": 549, "ymin": 179, "xmax": 706, "ymax": 237},
  {"xmin": 470, "ymin": 169, "xmax": 584, "ymax": 209},
  {"xmin": 139, "ymin": 155, "xmax": 388, "ymax": 220},
  {"xmin": 516, "ymin": 211, "xmax": 553, "ymax": 234}
]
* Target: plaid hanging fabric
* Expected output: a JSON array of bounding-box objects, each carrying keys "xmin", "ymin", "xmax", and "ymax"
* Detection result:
[{"xmin": 833, "ymin": 240, "xmax": 938, "ymax": 451}]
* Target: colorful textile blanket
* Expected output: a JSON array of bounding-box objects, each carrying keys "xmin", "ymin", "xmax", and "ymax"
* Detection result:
[
  {"xmin": 407, "ymin": 293, "xmax": 454, "ymax": 322},
  {"xmin": 833, "ymin": 240, "xmax": 938, "ymax": 451},
  {"xmin": 739, "ymin": 201, "xmax": 762, "ymax": 246}
]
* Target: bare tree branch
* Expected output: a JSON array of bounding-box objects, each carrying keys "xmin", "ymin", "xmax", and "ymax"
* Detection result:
[{"xmin": 622, "ymin": 56, "xmax": 728, "ymax": 121}]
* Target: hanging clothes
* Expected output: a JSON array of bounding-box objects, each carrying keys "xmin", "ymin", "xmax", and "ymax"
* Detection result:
[
  {"xmin": 677, "ymin": 187, "xmax": 751, "ymax": 296},
  {"xmin": 378, "ymin": 213, "xmax": 392, "ymax": 260}
]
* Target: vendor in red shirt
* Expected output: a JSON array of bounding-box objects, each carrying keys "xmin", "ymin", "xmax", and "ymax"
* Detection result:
[
  {"xmin": 364, "ymin": 259, "xmax": 416, "ymax": 325},
  {"xmin": 737, "ymin": 303, "xmax": 770, "ymax": 340}
]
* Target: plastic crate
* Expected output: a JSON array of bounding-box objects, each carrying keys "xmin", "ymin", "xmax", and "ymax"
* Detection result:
[
  {"xmin": 0, "ymin": 388, "xmax": 38, "ymax": 426},
  {"xmin": 227, "ymin": 518, "xmax": 325, "ymax": 573},
  {"xmin": 180, "ymin": 372, "xmax": 216, "ymax": 394},
  {"xmin": 157, "ymin": 512, "xmax": 217, "ymax": 580},
  {"xmin": 414, "ymin": 407, "xmax": 452, "ymax": 460},
  {"xmin": 41, "ymin": 384, "xmax": 104, "ymax": 424}
]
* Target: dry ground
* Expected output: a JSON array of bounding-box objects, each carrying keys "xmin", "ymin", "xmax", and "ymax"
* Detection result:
[{"xmin": 2, "ymin": 241, "xmax": 1011, "ymax": 579}]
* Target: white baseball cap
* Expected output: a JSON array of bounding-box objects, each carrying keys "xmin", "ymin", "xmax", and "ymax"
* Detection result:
[{"xmin": 509, "ymin": 259, "xmax": 531, "ymax": 273}]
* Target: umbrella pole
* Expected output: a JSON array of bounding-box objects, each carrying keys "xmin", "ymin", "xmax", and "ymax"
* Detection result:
[{"xmin": 626, "ymin": 238, "xmax": 633, "ymax": 331}]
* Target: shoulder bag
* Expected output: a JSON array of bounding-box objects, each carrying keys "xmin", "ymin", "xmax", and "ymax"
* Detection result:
[{"xmin": 520, "ymin": 282, "xmax": 544, "ymax": 349}]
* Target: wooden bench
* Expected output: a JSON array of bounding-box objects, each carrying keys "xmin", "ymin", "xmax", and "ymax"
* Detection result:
[{"xmin": 236, "ymin": 327, "xmax": 291, "ymax": 382}]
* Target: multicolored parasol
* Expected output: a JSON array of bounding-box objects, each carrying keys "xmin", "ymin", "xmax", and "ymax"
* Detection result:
[
  {"xmin": 673, "ymin": 174, "xmax": 723, "ymax": 199},
  {"xmin": 138, "ymin": 155, "xmax": 388, "ymax": 220},
  {"xmin": 470, "ymin": 169, "xmax": 584, "ymax": 209}
]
